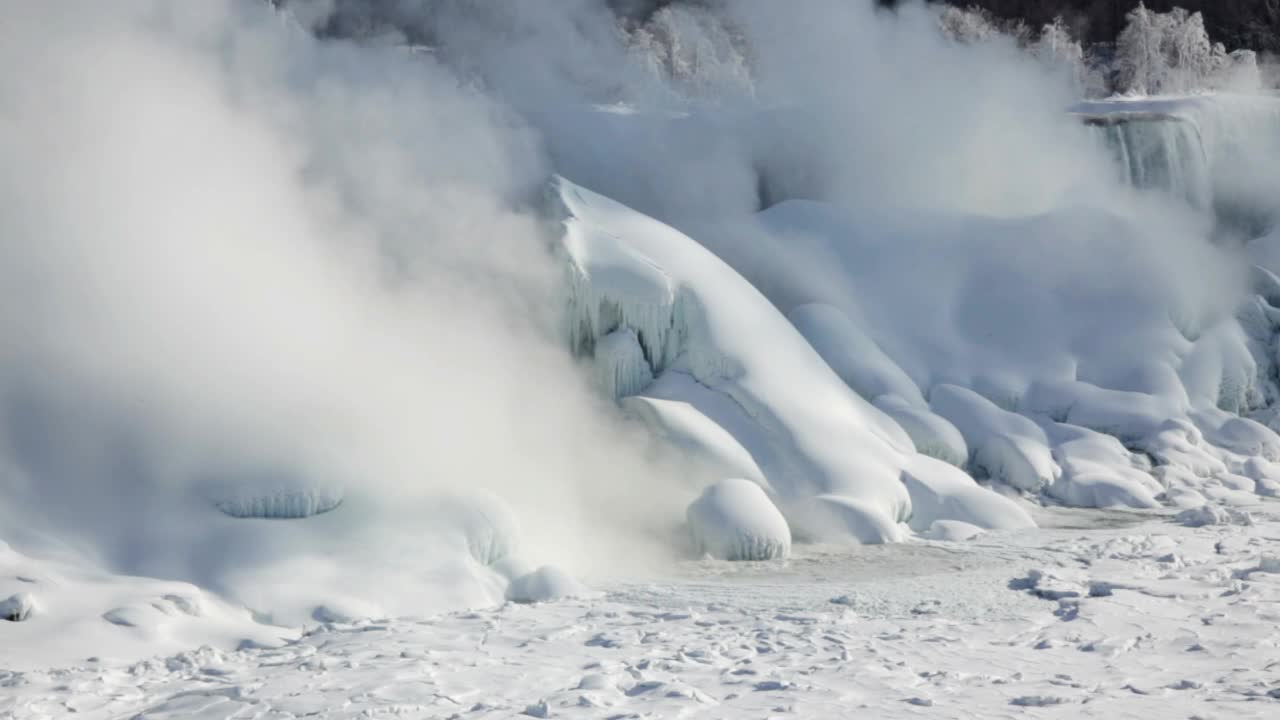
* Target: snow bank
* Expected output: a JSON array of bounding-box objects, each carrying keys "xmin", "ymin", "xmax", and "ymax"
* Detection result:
[
  {"xmin": 686, "ymin": 479, "xmax": 791, "ymax": 561},
  {"xmin": 0, "ymin": 541, "xmax": 296, "ymax": 670}
]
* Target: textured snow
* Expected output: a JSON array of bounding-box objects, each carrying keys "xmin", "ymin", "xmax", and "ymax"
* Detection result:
[
  {"xmin": 686, "ymin": 478, "xmax": 791, "ymax": 561},
  {"xmin": 7, "ymin": 507, "xmax": 1280, "ymax": 719}
]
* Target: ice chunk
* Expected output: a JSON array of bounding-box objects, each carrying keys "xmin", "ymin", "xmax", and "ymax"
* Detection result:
[
  {"xmin": 213, "ymin": 488, "xmax": 344, "ymax": 519},
  {"xmin": 686, "ymin": 479, "xmax": 791, "ymax": 560}
]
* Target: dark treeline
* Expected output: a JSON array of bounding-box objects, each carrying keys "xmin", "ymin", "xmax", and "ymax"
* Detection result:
[
  {"xmin": 279, "ymin": 1, "xmax": 1280, "ymax": 55},
  {"xmin": 880, "ymin": 1, "xmax": 1280, "ymax": 52}
]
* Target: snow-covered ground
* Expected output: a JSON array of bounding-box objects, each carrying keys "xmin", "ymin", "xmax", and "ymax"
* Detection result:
[{"xmin": 5, "ymin": 504, "xmax": 1278, "ymax": 719}]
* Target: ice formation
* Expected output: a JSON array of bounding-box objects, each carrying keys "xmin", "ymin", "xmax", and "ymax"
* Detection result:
[
  {"xmin": 553, "ymin": 176, "xmax": 920, "ymax": 542},
  {"xmin": 212, "ymin": 488, "xmax": 345, "ymax": 520},
  {"xmin": 686, "ymin": 479, "xmax": 791, "ymax": 561}
]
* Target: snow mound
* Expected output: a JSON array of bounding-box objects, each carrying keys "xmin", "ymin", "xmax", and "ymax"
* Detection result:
[
  {"xmin": 787, "ymin": 494, "xmax": 903, "ymax": 545},
  {"xmin": 900, "ymin": 455, "xmax": 1035, "ymax": 532},
  {"xmin": 922, "ymin": 520, "xmax": 986, "ymax": 542},
  {"xmin": 930, "ymin": 384, "xmax": 1059, "ymax": 494},
  {"xmin": 0, "ymin": 541, "xmax": 295, "ymax": 670},
  {"xmin": 686, "ymin": 479, "xmax": 791, "ymax": 560},
  {"xmin": 506, "ymin": 566, "xmax": 596, "ymax": 604},
  {"xmin": 1, "ymin": 592, "xmax": 35, "ymax": 622},
  {"xmin": 873, "ymin": 394, "xmax": 968, "ymax": 468},
  {"xmin": 1044, "ymin": 423, "xmax": 1163, "ymax": 509}
]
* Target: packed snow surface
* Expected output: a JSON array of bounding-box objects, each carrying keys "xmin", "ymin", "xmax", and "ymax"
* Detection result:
[{"xmin": 5, "ymin": 506, "xmax": 1280, "ymax": 719}]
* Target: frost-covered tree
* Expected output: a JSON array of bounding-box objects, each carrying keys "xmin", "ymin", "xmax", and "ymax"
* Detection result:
[
  {"xmin": 1032, "ymin": 16, "xmax": 1093, "ymax": 93},
  {"xmin": 937, "ymin": 5, "xmax": 999, "ymax": 44},
  {"xmin": 1033, "ymin": 17, "xmax": 1081, "ymax": 65},
  {"xmin": 629, "ymin": 5, "xmax": 754, "ymax": 99},
  {"xmin": 1115, "ymin": 3, "xmax": 1169, "ymax": 95},
  {"xmin": 1163, "ymin": 9, "xmax": 1214, "ymax": 93},
  {"xmin": 1110, "ymin": 4, "xmax": 1269, "ymax": 95}
]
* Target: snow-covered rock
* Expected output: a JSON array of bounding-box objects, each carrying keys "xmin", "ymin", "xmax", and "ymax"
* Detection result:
[{"xmin": 686, "ymin": 479, "xmax": 791, "ymax": 560}]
